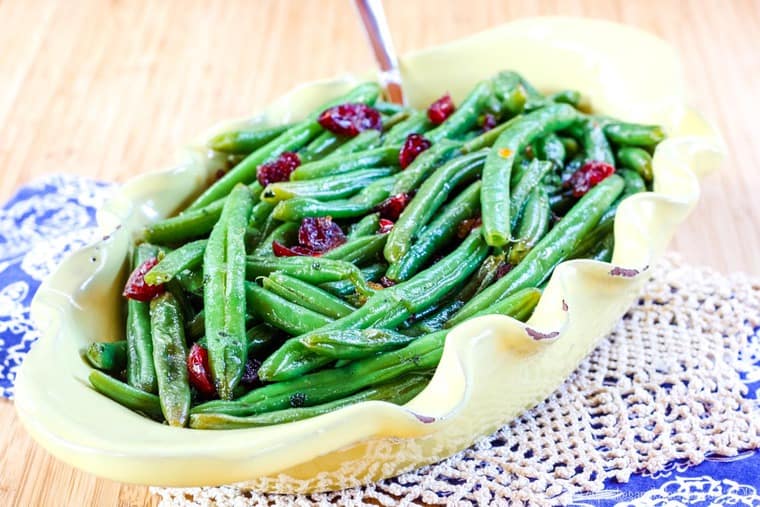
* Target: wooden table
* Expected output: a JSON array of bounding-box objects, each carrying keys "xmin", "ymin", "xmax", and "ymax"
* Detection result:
[{"xmin": 1, "ymin": 1, "xmax": 758, "ymax": 505}]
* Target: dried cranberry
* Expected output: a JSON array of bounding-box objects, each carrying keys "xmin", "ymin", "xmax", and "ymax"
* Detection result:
[
  {"xmin": 375, "ymin": 193, "xmax": 412, "ymax": 221},
  {"xmin": 495, "ymin": 262, "xmax": 513, "ymax": 280},
  {"xmin": 123, "ymin": 257, "xmax": 164, "ymax": 302},
  {"xmin": 379, "ymin": 276, "xmax": 396, "ymax": 288},
  {"xmin": 257, "ymin": 151, "xmax": 300, "ymax": 186},
  {"xmin": 399, "ymin": 133, "xmax": 432, "ymax": 169},
  {"xmin": 272, "ymin": 217, "xmax": 346, "ymax": 257},
  {"xmin": 457, "ymin": 216, "xmax": 482, "ymax": 238},
  {"xmin": 481, "ymin": 113, "xmax": 497, "ymax": 131},
  {"xmin": 318, "ymin": 103, "xmax": 382, "ymax": 137},
  {"xmin": 272, "ymin": 241, "xmax": 317, "ymax": 257},
  {"xmin": 241, "ymin": 358, "xmax": 262, "ymax": 388},
  {"xmin": 298, "ymin": 217, "xmax": 346, "ymax": 252},
  {"xmin": 377, "ymin": 218, "xmax": 394, "ymax": 234},
  {"xmin": 565, "ymin": 161, "xmax": 616, "ymax": 197},
  {"xmin": 427, "ymin": 94, "xmax": 455, "ymax": 125},
  {"xmin": 187, "ymin": 343, "xmax": 215, "ymax": 397}
]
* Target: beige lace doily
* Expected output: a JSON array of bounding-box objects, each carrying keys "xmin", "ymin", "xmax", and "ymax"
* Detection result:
[{"xmin": 153, "ymin": 254, "xmax": 760, "ymax": 506}]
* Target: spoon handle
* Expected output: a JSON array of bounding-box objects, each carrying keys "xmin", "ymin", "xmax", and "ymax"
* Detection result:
[{"xmin": 353, "ymin": 0, "xmax": 404, "ymax": 104}]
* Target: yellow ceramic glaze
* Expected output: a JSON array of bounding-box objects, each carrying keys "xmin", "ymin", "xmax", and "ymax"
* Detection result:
[{"xmin": 14, "ymin": 17, "xmax": 723, "ymax": 493}]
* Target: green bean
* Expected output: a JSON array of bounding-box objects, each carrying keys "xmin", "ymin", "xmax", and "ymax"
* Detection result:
[
  {"xmin": 249, "ymin": 200, "xmax": 275, "ymax": 225},
  {"xmin": 165, "ymin": 278, "xmax": 195, "ymax": 323},
  {"xmin": 188, "ymin": 83, "xmax": 381, "ymax": 210},
  {"xmin": 144, "ymin": 240, "xmax": 206, "ymax": 285},
  {"xmin": 579, "ymin": 118, "xmax": 615, "ymax": 165},
  {"xmin": 570, "ymin": 169, "xmax": 645, "ymax": 259},
  {"xmin": 187, "ymin": 309, "xmax": 205, "ymax": 340},
  {"xmin": 262, "ymin": 273, "xmax": 355, "ymax": 319},
  {"xmin": 452, "ymin": 174, "xmax": 624, "ymax": 324},
  {"xmin": 599, "ymin": 167, "xmax": 646, "ymax": 227},
  {"xmin": 405, "ymin": 252, "xmax": 504, "ymax": 335},
  {"xmin": 347, "ymin": 213, "xmax": 380, "ymax": 238},
  {"xmin": 175, "ymin": 268, "xmax": 203, "ymax": 295},
  {"xmin": 245, "ymin": 323, "xmax": 285, "ymax": 353},
  {"xmin": 245, "ymin": 283, "xmax": 333, "ymax": 335},
  {"xmin": 209, "ymin": 124, "xmax": 292, "ymax": 155},
  {"xmin": 271, "ymin": 176, "xmax": 394, "ymax": 221},
  {"xmin": 350, "ymin": 231, "xmax": 487, "ymax": 323},
  {"xmin": 588, "ymin": 232, "xmax": 614, "ymax": 262},
  {"xmin": 261, "ymin": 167, "xmax": 396, "ymax": 203},
  {"xmin": 252, "ymin": 222, "xmax": 298, "ymax": 257},
  {"xmin": 246, "ymin": 256, "xmax": 372, "ymax": 296},
  {"xmin": 299, "ymin": 131, "xmax": 343, "ymax": 162},
  {"xmin": 491, "ymin": 71, "xmax": 528, "ymax": 116},
  {"xmin": 191, "ymin": 123, "xmax": 321, "ymax": 209},
  {"xmin": 196, "ymin": 322, "xmax": 282, "ymax": 355},
  {"xmin": 190, "ymin": 373, "xmax": 429, "ymax": 428},
  {"xmin": 559, "ymin": 136, "xmax": 580, "ymax": 159},
  {"xmin": 144, "ymin": 182, "xmax": 263, "ymax": 245},
  {"xmin": 320, "ymin": 263, "xmax": 386, "ymax": 296},
  {"xmin": 510, "ymin": 157, "xmax": 531, "ymax": 187},
  {"xmin": 452, "ymin": 286, "xmax": 542, "ymax": 325},
  {"xmin": 548, "ymin": 190, "xmax": 575, "ymax": 216},
  {"xmin": 385, "ymin": 150, "xmax": 487, "ymax": 263},
  {"xmin": 374, "ymin": 101, "xmax": 408, "ymax": 116},
  {"xmin": 461, "ymin": 116, "xmax": 518, "ymax": 153},
  {"xmin": 604, "ymin": 121, "xmax": 665, "ymax": 149},
  {"xmin": 89, "ymin": 370, "xmax": 163, "ymax": 421},
  {"xmin": 323, "ymin": 233, "xmax": 387, "ymax": 265},
  {"xmin": 481, "ymin": 104, "xmax": 579, "ymax": 247},
  {"xmin": 382, "ymin": 110, "xmax": 411, "ymax": 130},
  {"xmin": 459, "ymin": 253, "xmax": 506, "ymax": 302},
  {"xmin": 144, "ymin": 198, "xmax": 224, "ymax": 245},
  {"xmin": 548, "ymin": 90, "xmax": 583, "ymax": 108},
  {"xmin": 522, "ymin": 82, "xmax": 585, "ymax": 113},
  {"xmin": 618, "ymin": 166, "xmax": 648, "ymax": 197},
  {"xmin": 328, "ymin": 129, "xmax": 382, "ymax": 157},
  {"xmin": 290, "ymin": 146, "xmax": 399, "ymax": 180},
  {"xmin": 386, "ymin": 180, "xmax": 480, "ymax": 282},
  {"xmin": 509, "ymin": 159, "xmax": 553, "ymax": 231},
  {"xmin": 617, "ymin": 146, "xmax": 653, "ymax": 182},
  {"xmin": 300, "ymin": 328, "xmax": 417, "ymax": 360},
  {"xmin": 383, "ymin": 111, "xmax": 431, "ymax": 145},
  {"xmin": 508, "ymin": 187, "xmax": 551, "ymax": 265},
  {"xmin": 391, "ymin": 140, "xmax": 462, "ymax": 194},
  {"xmin": 427, "ymin": 81, "xmax": 492, "ymax": 142},
  {"xmin": 193, "ymin": 330, "xmax": 446, "ymax": 416},
  {"xmin": 126, "ymin": 243, "xmax": 159, "ymax": 393},
  {"xmin": 149, "ymin": 292, "xmax": 191, "ymax": 427},
  {"xmin": 85, "ymin": 340, "xmax": 127, "ymax": 372},
  {"xmin": 204, "ymin": 184, "xmax": 253, "ymax": 400},
  {"xmin": 535, "ymin": 133, "xmax": 566, "ymax": 168},
  {"xmin": 403, "ymin": 300, "xmax": 464, "ymax": 336},
  {"xmin": 518, "ymin": 74, "xmax": 543, "ymax": 99},
  {"xmin": 257, "ymin": 230, "xmax": 487, "ymax": 381}
]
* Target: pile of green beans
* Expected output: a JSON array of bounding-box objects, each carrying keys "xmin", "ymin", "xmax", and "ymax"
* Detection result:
[{"xmin": 87, "ymin": 73, "xmax": 664, "ymax": 428}]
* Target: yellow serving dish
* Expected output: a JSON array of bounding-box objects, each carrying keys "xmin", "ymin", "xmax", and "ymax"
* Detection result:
[{"xmin": 14, "ymin": 17, "xmax": 723, "ymax": 493}]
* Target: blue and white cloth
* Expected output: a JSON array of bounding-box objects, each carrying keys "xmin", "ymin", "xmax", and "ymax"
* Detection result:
[{"xmin": 1, "ymin": 175, "xmax": 758, "ymax": 505}]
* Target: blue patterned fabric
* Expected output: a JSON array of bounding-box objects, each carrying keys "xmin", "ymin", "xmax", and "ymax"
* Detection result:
[
  {"xmin": 0, "ymin": 174, "xmax": 113, "ymax": 398},
  {"xmin": 1, "ymin": 175, "xmax": 758, "ymax": 504}
]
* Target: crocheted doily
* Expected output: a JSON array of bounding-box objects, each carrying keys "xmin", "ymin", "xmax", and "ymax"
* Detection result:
[{"xmin": 153, "ymin": 254, "xmax": 760, "ymax": 506}]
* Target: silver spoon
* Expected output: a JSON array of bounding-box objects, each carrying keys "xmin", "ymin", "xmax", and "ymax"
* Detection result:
[{"xmin": 353, "ymin": 0, "xmax": 404, "ymax": 104}]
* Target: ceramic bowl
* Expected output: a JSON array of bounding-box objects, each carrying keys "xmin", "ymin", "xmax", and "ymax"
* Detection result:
[{"xmin": 14, "ymin": 17, "xmax": 723, "ymax": 493}]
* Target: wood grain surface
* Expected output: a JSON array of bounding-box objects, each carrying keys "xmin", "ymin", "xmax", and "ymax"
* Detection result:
[{"xmin": 1, "ymin": 1, "xmax": 758, "ymax": 506}]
